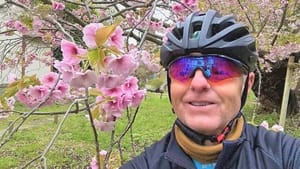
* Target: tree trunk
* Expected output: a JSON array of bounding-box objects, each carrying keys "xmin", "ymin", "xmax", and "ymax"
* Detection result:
[{"xmin": 252, "ymin": 52, "xmax": 300, "ymax": 116}]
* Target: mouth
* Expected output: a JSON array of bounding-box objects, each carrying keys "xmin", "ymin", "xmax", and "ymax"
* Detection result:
[{"xmin": 189, "ymin": 101, "xmax": 214, "ymax": 106}]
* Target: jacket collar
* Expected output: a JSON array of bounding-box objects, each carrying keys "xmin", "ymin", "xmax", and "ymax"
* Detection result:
[{"xmin": 164, "ymin": 119, "xmax": 247, "ymax": 169}]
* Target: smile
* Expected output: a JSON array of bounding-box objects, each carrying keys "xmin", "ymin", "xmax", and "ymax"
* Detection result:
[{"xmin": 189, "ymin": 102, "xmax": 213, "ymax": 106}]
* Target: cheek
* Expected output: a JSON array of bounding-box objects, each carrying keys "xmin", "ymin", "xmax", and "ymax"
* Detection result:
[
  {"xmin": 217, "ymin": 78, "xmax": 244, "ymax": 111},
  {"xmin": 170, "ymin": 82, "xmax": 185, "ymax": 103}
]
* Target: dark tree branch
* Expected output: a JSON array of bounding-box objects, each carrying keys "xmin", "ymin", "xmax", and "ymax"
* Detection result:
[{"xmin": 270, "ymin": 3, "xmax": 289, "ymax": 46}]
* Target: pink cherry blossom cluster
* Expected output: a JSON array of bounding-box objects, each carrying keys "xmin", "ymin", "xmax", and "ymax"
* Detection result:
[
  {"xmin": 5, "ymin": 17, "xmax": 63, "ymax": 47},
  {"xmin": 54, "ymin": 23, "xmax": 146, "ymax": 132},
  {"xmin": 52, "ymin": 1, "xmax": 65, "ymax": 11},
  {"xmin": 15, "ymin": 72, "xmax": 70, "ymax": 108},
  {"xmin": 124, "ymin": 11, "xmax": 165, "ymax": 34},
  {"xmin": 263, "ymin": 43, "xmax": 300, "ymax": 72},
  {"xmin": 0, "ymin": 51, "xmax": 53, "ymax": 73},
  {"xmin": 71, "ymin": 7, "xmax": 101, "ymax": 23},
  {"xmin": 90, "ymin": 150, "xmax": 107, "ymax": 169},
  {"xmin": 5, "ymin": 20, "xmax": 29, "ymax": 34},
  {"xmin": 94, "ymin": 75, "xmax": 146, "ymax": 131},
  {"xmin": 172, "ymin": 0, "xmax": 197, "ymax": 13},
  {"xmin": 260, "ymin": 120, "xmax": 284, "ymax": 132},
  {"xmin": 82, "ymin": 23, "xmax": 124, "ymax": 49},
  {"xmin": 15, "ymin": 22, "xmax": 145, "ymax": 133},
  {"xmin": 0, "ymin": 58, "xmax": 18, "ymax": 71},
  {"xmin": 171, "ymin": 0, "xmax": 198, "ymax": 21}
]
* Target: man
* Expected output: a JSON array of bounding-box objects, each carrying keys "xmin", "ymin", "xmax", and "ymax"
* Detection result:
[{"xmin": 120, "ymin": 9, "xmax": 300, "ymax": 169}]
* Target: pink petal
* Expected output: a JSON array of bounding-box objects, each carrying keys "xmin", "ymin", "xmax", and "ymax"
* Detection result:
[
  {"xmin": 52, "ymin": 2, "xmax": 65, "ymax": 11},
  {"xmin": 41, "ymin": 72, "xmax": 59, "ymax": 87},
  {"xmin": 61, "ymin": 39, "xmax": 86, "ymax": 64},
  {"xmin": 93, "ymin": 119, "xmax": 115, "ymax": 131},
  {"xmin": 70, "ymin": 70, "xmax": 97, "ymax": 88},
  {"xmin": 108, "ymin": 26, "xmax": 124, "ymax": 49},
  {"xmin": 130, "ymin": 89, "xmax": 146, "ymax": 107},
  {"xmin": 97, "ymin": 73, "xmax": 126, "ymax": 89},
  {"xmin": 108, "ymin": 54, "xmax": 138, "ymax": 76},
  {"xmin": 122, "ymin": 76, "xmax": 138, "ymax": 93},
  {"xmin": 101, "ymin": 86, "xmax": 123, "ymax": 97},
  {"xmin": 83, "ymin": 23, "xmax": 103, "ymax": 48},
  {"xmin": 260, "ymin": 120, "xmax": 269, "ymax": 129}
]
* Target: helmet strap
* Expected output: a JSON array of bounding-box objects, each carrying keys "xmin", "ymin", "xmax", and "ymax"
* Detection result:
[{"xmin": 240, "ymin": 75, "xmax": 250, "ymax": 109}]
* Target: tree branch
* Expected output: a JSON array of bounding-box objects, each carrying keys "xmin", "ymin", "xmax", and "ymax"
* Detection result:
[{"xmin": 270, "ymin": 3, "xmax": 289, "ymax": 46}]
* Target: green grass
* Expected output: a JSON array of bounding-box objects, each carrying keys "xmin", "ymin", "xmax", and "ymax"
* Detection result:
[{"xmin": 0, "ymin": 92, "xmax": 299, "ymax": 168}]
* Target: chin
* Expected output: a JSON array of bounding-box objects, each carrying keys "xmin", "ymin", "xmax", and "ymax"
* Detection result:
[{"xmin": 188, "ymin": 121, "xmax": 221, "ymax": 135}]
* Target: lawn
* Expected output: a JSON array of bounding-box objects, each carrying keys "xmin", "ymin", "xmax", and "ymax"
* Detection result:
[{"xmin": 0, "ymin": 92, "xmax": 299, "ymax": 168}]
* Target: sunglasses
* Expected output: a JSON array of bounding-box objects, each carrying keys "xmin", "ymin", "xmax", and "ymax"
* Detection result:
[{"xmin": 168, "ymin": 55, "xmax": 248, "ymax": 84}]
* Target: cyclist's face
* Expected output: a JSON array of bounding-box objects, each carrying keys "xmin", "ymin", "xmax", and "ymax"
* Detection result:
[{"xmin": 170, "ymin": 61, "xmax": 255, "ymax": 136}]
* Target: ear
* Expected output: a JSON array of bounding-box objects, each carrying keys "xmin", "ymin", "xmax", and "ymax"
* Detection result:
[{"xmin": 247, "ymin": 72, "xmax": 255, "ymax": 93}]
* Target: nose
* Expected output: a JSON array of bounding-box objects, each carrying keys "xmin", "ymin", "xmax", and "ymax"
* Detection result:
[{"xmin": 189, "ymin": 69, "xmax": 211, "ymax": 91}]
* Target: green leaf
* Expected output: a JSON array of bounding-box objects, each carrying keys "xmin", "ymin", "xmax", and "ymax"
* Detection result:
[
  {"xmin": 91, "ymin": 105, "xmax": 101, "ymax": 120},
  {"xmin": 1, "ymin": 75, "xmax": 40, "ymax": 99},
  {"xmin": 95, "ymin": 21, "xmax": 121, "ymax": 47},
  {"xmin": 88, "ymin": 88, "xmax": 102, "ymax": 97},
  {"xmin": 87, "ymin": 48, "xmax": 106, "ymax": 70},
  {"xmin": 0, "ymin": 98, "xmax": 9, "ymax": 110}
]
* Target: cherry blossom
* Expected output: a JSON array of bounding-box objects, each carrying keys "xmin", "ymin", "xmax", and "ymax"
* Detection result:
[
  {"xmin": 52, "ymin": 1, "xmax": 65, "ymax": 11},
  {"xmin": 122, "ymin": 76, "xmax": 139, "ymax": 93},
  {"xmin": 93, "ymin": 119, "xmax": 116, "ymax": 131},
  {"xmin": 100, "ymin": 86, "xmax": 123, "ymax": 97},
  {"xmin": 29, "ymin": 85, "xmax": 49, "ymax": 100},
  {"xmin": 130, "ymin": 90, "xmax": 146, "ymax": 107},
  {"xmin": 55, "ymin": 81, "xmax": 70, "ymax": 97},
  {"xmin": 15, "ymin": 89, "xmax": 36, "ymax": 108},
  {"xmin": 83, "ymin": 23, "xmax": 104, "ymax": 48},
  {"xmin": 271, "ymin": 124, "xmax": 284, "ymax": 132},
  {"xmin": 32, "ymin": 17, "xmax": 44, "ymax": 32},
  {"xmin": 90, "ymin": 150, "xmax": 108, "ymax": 169},
  {"xmin": 107, "ymin": 54, "xmax": 138, "ymax": 76},
  {"xmin": 97, "ymin": 73, "xmax": 127, "ymax": 89},
  {"xmin": 41, "ymin": 72, "xmax": 59, "ymax": 88},
  {"xmin": 260, "ymin": 120, "xmax": 284, "ymax": 132},
  {"xmin": 181, "ymin": 0, "xmax": 197, "ymax": 6},
  {"xmin": 61, "ymin": 39, "xmax": 87, "ymax": 64},
  {"xmin": 108, "ymin": 26, "xmax": 124, "ymax": 50},
  {"xmin": 70, "ymin": 70, "xmax": 98, "ymax": 88},
  {"xmin": 172, "ymin": 3, "xmax": 184, "ymax": 14},
  {"xmin": 54, "ymin": 60, "xmax": 81, "ymax": 83},
  {"xmin": 102, "ymin": 98, "xmax": 124, "ymax": 118},
  {"xmin": 260, "ymin": 120, "xmax": 269, "ymax": 129},
  {"xmin": 14, "ymin": 21, "xmax": 28, "ymax": 34}
]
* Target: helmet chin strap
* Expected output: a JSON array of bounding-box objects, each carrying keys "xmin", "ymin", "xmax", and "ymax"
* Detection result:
[{"xmin": 173, "ymin": 74, "xmax": 250, "ymax": 144}]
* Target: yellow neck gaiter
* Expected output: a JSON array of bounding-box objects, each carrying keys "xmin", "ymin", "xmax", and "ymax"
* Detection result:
[{"xmin": 174, "ymin": 117, "xmax": 244, "ymax": 163}]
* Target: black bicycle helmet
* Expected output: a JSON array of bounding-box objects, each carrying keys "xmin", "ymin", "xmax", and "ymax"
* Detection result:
[{"xmin": 160, "ymin": 9, "xmax": 258, "ymax": 71}]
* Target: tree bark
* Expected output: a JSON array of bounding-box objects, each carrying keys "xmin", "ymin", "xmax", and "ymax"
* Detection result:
[{"xmin": 252, "ymin": 52, "xmax": 300, "ymax": 116}]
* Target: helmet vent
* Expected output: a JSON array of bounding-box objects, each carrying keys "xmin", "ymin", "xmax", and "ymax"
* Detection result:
[
  {"xmin": 223, "ymin": 27, "xmax": 249, "ymax": 41},
  {"xmin": 191, "ymin": 22, "xmax": 202, "ymax": 38},
  {"xmin": 172, "ymin": 27, "xmax": 184, "ymax": 40},
  {"xmin": 211, "ymin": 22, "xmax": 234, "ymax": 36}
]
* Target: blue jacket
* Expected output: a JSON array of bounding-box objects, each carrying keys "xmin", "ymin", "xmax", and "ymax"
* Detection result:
[{"xmin": 120, "ymin": 121, "xmax": 300, "ymax": 169}]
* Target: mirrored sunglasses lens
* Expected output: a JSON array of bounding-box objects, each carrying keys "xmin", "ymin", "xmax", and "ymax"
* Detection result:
[
  {"xmin": 168, "ymin": 56, "xmax": 244, "ymax": 83},
  {"xmin": 208, "ymin": 57, "xmax": 244, "ymax": 82},
  {"xmin": 169, "ymin": 57, "xmax": 194, "ymax": 83}
]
